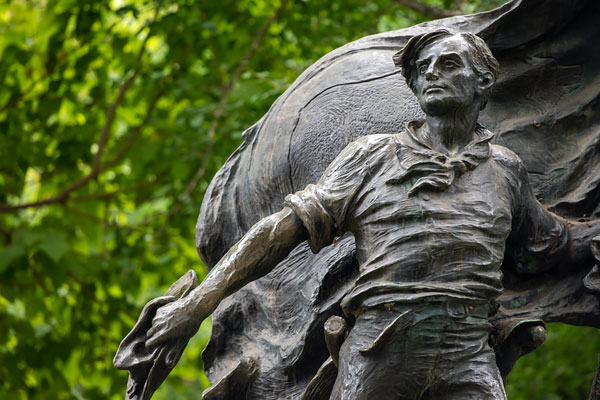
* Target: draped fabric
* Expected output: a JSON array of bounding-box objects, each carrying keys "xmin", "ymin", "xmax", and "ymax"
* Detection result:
[{"xmin": 197, "ymin": 1, "xmax": 600, "ymax": 399}]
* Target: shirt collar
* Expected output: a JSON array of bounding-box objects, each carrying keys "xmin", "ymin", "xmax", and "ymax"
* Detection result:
[
  {"xmin": 403, "ymin": 119, "xmax": 494, "ymax": 157},
  {"xmin": 389, "ymin": 120, "xmax": 494, "ymax": 195}
]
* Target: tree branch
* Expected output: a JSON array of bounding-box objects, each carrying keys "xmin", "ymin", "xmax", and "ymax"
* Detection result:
[
  {"xmin": 69, "ymin": 173, "xmax": 162, "ymax": 202},
  {"xmin": 0, "ymin": 51, "xmax": 69, "ymax": 114},
  {"xmin": 92, "ymin": 20, "xmax": 154, "ymax": 172},
  {"xmin": 396, "ymin": 0, "xmax": 461, "ymax": 19},
  {"xmin": 159, "ymin": 0, "xmax": 290, "ymax": 232},
  {"xmin": 0, "ymin": 72, "xmax": 49, "ymax": 114},
  {"xmin": 101, "ymin": 86, "xmax": 164, "ymax": 171},
  {"xmin": 92, "ymin": 70, "xmax": 139, "ymax": 172},
  {"xmin": 0, "ymin": 18, "xmax": 157, "ymax": 214}
]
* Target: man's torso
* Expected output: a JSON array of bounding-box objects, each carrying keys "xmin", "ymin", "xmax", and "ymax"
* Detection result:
[{"xmin": 338, "ymin": 128, "xmax": 520, "ymax": 314}]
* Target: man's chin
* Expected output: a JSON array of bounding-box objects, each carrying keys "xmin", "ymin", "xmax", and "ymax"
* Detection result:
[
  {"xmin": 419, "ymin": 96, "xmax": 467, "ymax": 116},
  {"xmin": 420, "ymin": 99, "xmax": 454, "ymax": 116}
]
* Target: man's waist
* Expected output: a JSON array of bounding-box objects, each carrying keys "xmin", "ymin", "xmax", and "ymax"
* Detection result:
[
  {"xmin": 351, "ymin": 296, "xmax": 496, "ymax": 320},
  {"xmin": 342, "ymin": 281, "xmax": 501, "ymax": 316}
]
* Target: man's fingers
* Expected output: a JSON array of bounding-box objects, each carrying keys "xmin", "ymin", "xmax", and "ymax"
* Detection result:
[
  {"xmin": 142, "ymin": 295, "xmax": 177, "ymax": 313},
  {"xmin": 144, "ymin": 300, "xmax": 179, "ymax": 350},
  {"xmin": 146, "ymin": 313, "xmax": 168, "ymax": 340},
  {"xmin": 146, "ymin": 324, "xmax": 159, "ymax": 340},
  {"xmin": 146, "ymin": 322, "xmax": 170, "ymax": 349},
  {"xmin": 146, "ymin": 334, "xmax": 161, "ymax": 350}
]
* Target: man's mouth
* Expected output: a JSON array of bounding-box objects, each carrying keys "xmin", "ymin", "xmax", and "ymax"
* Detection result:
[{"xmin": 424, "ymin": 85, "xmax": 445, "ymax": 94}]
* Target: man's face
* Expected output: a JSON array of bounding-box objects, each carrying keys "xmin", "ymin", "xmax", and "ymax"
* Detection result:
[{"xmin": 414, "ymin": 35, "xmax": 481, "ymax": 116}]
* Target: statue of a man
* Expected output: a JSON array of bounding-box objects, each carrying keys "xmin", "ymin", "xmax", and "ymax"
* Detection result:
[{"xmin": 144, "ymin": 30, "xmax": 600, "ymax": 399}]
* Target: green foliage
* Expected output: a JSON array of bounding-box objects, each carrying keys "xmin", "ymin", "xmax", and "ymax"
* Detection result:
[
  {"xmin": 2, "ymin": 0, "xmax": 596, "ymax": 399},
  {"xmin": 506, "ymin": 323, "xmax": 600, "ymax": 400}
]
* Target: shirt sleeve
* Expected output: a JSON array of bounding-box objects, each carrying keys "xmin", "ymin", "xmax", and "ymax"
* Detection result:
[
  {"xmin": 284, "ymin": 138, "xmax": 369, "ymax": 254},
  {"xmin": 506, "ymin": 156, "xmax": 568, "ymax": 274}
]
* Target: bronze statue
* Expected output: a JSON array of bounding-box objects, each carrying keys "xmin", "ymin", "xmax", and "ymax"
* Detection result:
[{"xmin": 117, "ymin": 28, "xmax": 600, "ymax": 400}]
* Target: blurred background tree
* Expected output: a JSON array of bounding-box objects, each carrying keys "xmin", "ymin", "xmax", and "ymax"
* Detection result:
[{"xmin": 0, "ymin": 0, "xmax": 597, "ymax": 399}]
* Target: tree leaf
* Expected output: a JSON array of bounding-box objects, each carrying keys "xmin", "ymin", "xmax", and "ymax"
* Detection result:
[{"xmin": 38, "ymin": 230, "xmax": 69, "ymax": 263}]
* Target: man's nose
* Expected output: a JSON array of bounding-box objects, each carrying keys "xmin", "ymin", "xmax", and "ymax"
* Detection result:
[{"xmin": 425, "ymin": 67, "xmax": 438, "ymax": 80}]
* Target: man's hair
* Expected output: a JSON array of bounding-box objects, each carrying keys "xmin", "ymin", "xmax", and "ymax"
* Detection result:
[{"xmin": 392, "ymin": 29, "xmax": 500, "ymax": 109}]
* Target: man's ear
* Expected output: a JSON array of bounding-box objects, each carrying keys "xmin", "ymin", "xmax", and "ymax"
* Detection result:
[{"xmin": 477, "ymin": 72, "xmax": 495, "ymax": 93}]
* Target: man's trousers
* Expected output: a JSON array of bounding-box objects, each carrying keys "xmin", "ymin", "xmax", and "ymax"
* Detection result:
[{"xmin": 330, "ymin": 301, "xmax": 507, "ymax": 400}]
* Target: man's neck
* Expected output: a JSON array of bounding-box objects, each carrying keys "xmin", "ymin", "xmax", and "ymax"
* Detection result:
[{"xmin": 422, "ymin": 105, "xmax": 481, "ymax": 156}]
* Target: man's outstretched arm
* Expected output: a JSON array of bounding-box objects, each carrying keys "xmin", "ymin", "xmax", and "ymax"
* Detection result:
[
  {"xmin": 507, "ymin": 154, "xmax": 600, "ymax": 274},
  {"xmin": 146, "ymin": 207, "xmax": 307, "ymax": 348},
  {"xmin": 145, "ymin": 137, "xmax": 371, "ymax": 348}
]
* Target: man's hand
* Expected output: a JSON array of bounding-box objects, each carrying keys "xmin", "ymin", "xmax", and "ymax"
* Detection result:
[{"xmin": 145, "ymin": 297, "xmax": 204, "ymax": 349}]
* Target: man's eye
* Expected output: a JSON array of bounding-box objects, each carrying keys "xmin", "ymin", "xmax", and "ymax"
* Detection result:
[
  {"xmin": 444, "ymin": 61, "xmax": 457, "ymax": 69},
  {"xmin": 418, "ymin": 65, "xmax": 428, "ymax": 74}
]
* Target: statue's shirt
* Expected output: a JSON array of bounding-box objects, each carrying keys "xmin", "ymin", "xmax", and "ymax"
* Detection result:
[{"xmin": 285, "ymin": 121, "xmax": 567, "ymax": 315}]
